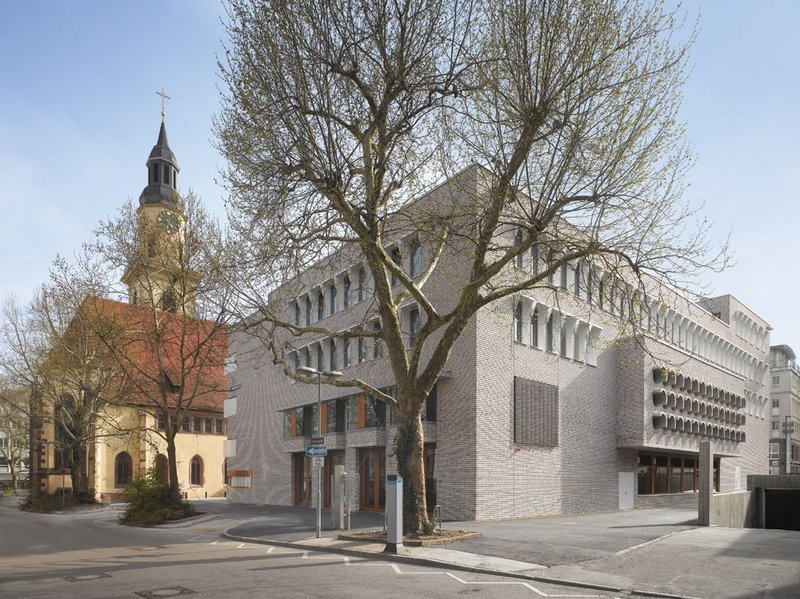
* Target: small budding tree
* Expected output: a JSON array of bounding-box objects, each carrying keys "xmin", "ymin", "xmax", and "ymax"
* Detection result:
[
  {"xmin": 217, "ymin": 0, "xmax": 725, "ymax": 532},
  {"xmin": 0, "ymin": 263, "xmax": 134, "ymax": 498}
]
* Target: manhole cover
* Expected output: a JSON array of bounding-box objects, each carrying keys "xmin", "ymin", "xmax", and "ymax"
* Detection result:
[
  {"xmin": 135, "ymin": 587, "xmax": 196, "ymax": 598},
  {"xmin": 64, "ymin": 573, "xmax": 112, "ymax": 582}
]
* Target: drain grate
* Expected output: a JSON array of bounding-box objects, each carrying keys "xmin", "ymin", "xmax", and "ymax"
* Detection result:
[
  {"xmin": 64, "ymin": 573, "xmax": 112, "ymax": 582},
  {"xmin": 135, "ymin": 587, "xmax": 196, "ymax": 598}
]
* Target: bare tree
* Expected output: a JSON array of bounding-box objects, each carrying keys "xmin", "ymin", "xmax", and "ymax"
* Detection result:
[
  {"xmin": 87, "ymin": 193, "xmax": 231, "ymax": 498},
  {"xmin": 1, "ymin": 268, "xmax": 135, "ymax": 498},
  {"xmin": 0, "ymin": 384, "xmax": 29, "ymax": 494},
  {"xmin": 217, "ymin": 0, "xmax": 725, "ymax": 532}
]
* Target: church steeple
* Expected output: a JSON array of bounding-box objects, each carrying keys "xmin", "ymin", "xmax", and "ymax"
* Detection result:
[{"xmin": 139, "ymin": 120, "xmax": 181, "ymax": 207}]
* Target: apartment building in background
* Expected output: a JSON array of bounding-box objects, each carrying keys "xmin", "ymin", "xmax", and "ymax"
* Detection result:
[{"xmin": 768, "ymin": 345, "xmax": 800, "ymax": 474}]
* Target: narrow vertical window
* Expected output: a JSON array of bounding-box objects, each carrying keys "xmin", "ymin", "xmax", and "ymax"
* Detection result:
[
  {"xmin": 546, "ymin": 313, "xmax": 555, "ymax": 352},
  {"xmin": 343, "ymin": 275, "xmax": 351, "ymax": 308},
  {"xmin": 294, "ymin": 301, "xmax": 300, "ymax": 326},
  {"xmin": 190, "ymin": 456, "xmax": 203, "ymax": 486},
  {"xmin": 390, "ymin": 247, "xmax": 402, "ymax": 286},
  {"xmin": 409, "ymin": 307, "xmax": 420, "ymax": 348},
  {"xmin": 514, "ymin": 230, "xmax": 523, "ymax": 268},
  {"xmin": 317, "ymin": 290, "xmax": 325, "ymax": 320},
  {"xmin": 343, "ymin": 338, "xmax": 351, "ymax": 367},
  {"xmin": 316, "ymin": 342, "xmax": 324, "ymax": 372},
  {"xmin": 373, "ymin": 321, "xmax": 384, "ymax": 358},
  {"xmin": 560, "ymin": 264, "xmax": 568, "ymax": 290},
  {"xmin": 330, "ymin": 284, "xmax": 337, "ymax": 314},
  {"xmin": 358, "ymin": 337, "xmax": 367, "ymax": 362},
  {"xmin": 293, "ymin": 352, "xmax": 300, "ymax": 373},
  {"xmin": 531, "ymin": 245, "xmax": 539, "ymax": 276},
  {"xmin": 358, "ymin": 267, "xmax": 367, "ymax": 301},
  {"xmin": 329, "ymin": 338, "xmax": 337, "ymax": 371},
  {"xmin": 305, "ymin": 296, "xmax": 312, "ymax": 324},
  {"xmin": 574, "ymin": 262, "xmax": 581, "ymax": 297},
  {"xmin": 514, "ymin": 302, "xmax": 523, "ymax": 342},
  {"xmin": 531, "ymin": 308, "xmax": 539, "ymax": 347},
  {"xmin": 410, "ymin": 242, "xmax": 423, "ymax": 277}
]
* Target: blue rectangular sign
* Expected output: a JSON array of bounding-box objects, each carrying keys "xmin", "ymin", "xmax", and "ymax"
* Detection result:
[{"xmin": 305, "ymin": 445, "xmax": 328, "ymax": 457}]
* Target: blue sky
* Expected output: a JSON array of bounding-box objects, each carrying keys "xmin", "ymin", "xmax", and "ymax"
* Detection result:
[{"xmin": 1, "ymin": 1, "xmax": 798, "ymax": 346}]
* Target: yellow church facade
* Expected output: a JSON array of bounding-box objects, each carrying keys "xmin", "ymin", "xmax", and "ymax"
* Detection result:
[{"xmin": 32, "ymin": 117, "xmax": 228, "ymax": 503}]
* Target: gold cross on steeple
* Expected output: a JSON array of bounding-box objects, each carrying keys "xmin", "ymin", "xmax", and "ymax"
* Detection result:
[{"xmin": 156, "ymin": 86, "xmax": 171, "ymax": 120}]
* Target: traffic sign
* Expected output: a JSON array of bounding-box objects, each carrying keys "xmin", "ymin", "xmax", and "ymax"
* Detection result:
[
  {"xmin": 312, "ymin": 456, "xmax": 324, "ymax": 467},
  {"xmin": 306, "ymin": 445, "xmax": 328, "ymax": 457},
  {"xmin": 310, "ymin": 437, "xmax": 325, "ymax": 445}
]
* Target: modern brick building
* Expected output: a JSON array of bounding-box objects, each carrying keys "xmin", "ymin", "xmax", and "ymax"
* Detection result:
[{"xmin": 224, "ymin": 166, "xmax": 771, "ymax": 520}]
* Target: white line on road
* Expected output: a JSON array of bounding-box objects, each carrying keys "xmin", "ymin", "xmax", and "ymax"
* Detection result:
[
  {"xmin": 266, "ymin": 546, "xmax": 275, "ymax": 554},
  {"xmin": 615, "ymin": 530, "xmax": 682, "ymax": 555}
]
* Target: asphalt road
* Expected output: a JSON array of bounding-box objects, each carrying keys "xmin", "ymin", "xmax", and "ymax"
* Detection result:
[{"xmin": 0, "ymin": 500, "xmax": 639, "ymax": 599}]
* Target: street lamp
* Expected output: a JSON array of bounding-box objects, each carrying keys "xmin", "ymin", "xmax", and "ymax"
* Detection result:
[{"xmin": 297, "ymin": 366, "xmax": 342, "ymax": 538}]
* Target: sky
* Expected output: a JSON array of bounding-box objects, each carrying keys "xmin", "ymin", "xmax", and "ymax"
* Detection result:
[{"xmin": 1, "ymin": 1, "xmax": 798, "ymax": 346}]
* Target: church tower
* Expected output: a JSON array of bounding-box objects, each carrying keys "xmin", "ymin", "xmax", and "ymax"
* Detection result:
[{"xmin": 121, "ymin": 117, "xmax": 198, "ymax": 315}]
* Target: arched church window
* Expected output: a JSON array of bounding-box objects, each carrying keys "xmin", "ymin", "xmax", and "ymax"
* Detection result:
[
  {"xmin": 190, "ymin": 455, "xmax": 203, "ymax": 486},
  {"xmin": 115, "ymin": 452, "xmax": 133, "ymax": 487},
  {"xmin": 161, "ymin": 289, "xmax": 177, "ymax": 312}
]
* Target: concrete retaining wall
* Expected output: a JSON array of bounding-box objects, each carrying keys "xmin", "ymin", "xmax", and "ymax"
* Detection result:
[{"xmin": 711, "ymin": 490, "xmax": 756, "ymax": 528}]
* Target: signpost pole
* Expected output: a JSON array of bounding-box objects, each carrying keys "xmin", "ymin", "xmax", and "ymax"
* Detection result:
[{"xmin": 316, "ymin": 372, "xmax": 322, "ymax": 539}]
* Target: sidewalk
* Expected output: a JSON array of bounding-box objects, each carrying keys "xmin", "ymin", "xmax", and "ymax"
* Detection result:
[{"xmin": 218, "ymin": 504, "xmax": 800, "ymax": 599}]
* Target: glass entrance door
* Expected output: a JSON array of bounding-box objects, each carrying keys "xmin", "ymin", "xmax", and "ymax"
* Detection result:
[
  {"xmin": 293, "ymin": 453, "xmax": 311, "ymax": 506},
  {"xmin": 358, "ymin": 447, "xmax": 385, "ymax": 511},
  {"xmin": 323, "ymin": 450, "xmax": 344, "ymax": 508}
]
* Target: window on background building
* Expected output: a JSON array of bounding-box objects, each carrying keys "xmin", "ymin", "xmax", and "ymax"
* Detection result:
[
  {"xmin": 329, "ymin": 338, "xmax": 337, "ymax": 371},
  {"xmin": 182, "ymin": 417, "xmax": 190, "ymax": 432},
  {"xmin": 316, "ymin": 343, "xmax": 324, "ymax": 372},
  {"xmin": 115, "ymin": 452, "xmax": 133, "ymax": 488},
  {"xmin": 373, "ymin": 321, "xmax": 384, "ymax": 358},
  {"xmin": 773, "ymin": 398, "xmax": 780, "ymax": 408},
  {"xmin": 215, "ymin": 418, "xmax": 224, "ymax": 434},
  {"xmin": 512, "ymin": 229, "xmax": 524, "ymax": 268},
  {"xmin": 390, "ymin": 247, "xmax": 402, "ymax": 286},
  {"xmin": 343, "ymin": 338, "xmax": 351, "ymax": 367},
  {"xmin": 574, "ymin": 263, "xmax": 581, "ymax": 296},
  {"xmin": 317, "ymin": 290, "xmax": 325, "ymax": 320},
  {"xmin": 772, "ymin": 421, "xmax": 780, "ymax": 430},
  {"xmin": 305, "ymin": 348, "xmax": 312, "ymax": 367},
  {"xmin": 560, "ymin": 264, "xmax": 568, "ymax": 290},
  {"xmin": 190, "ymin": 456, "xmax": 203, "ymax": 486},
  {"xmin": 530, "ymin": 308, "xmax": 539, "ymax": 347},
  {"xmin": 358, "ymin": 337, "xmax": 367, "ymax": 363},
  {"xmin": 409, "ymin": 307, "xmax": 420, "ymax": 348},
  {"xmin": 205, "ymin": 418, "xmax": 212, "ymax": 433},
  {"xmin": 194, "ymin": 416, "xmax": 202, "ymax": 432},
  {"xmin": 365, "ymin": 395, "xmax": 386, "ymax": 428},
  {"xmin": 773, "ymin": 376, "xmax": 780, "ymax": 386},
  {"xmin": 343, "ymin": 275, "xmax": 351, "ymax": 308},
  {"xmin": 514, "ymin": 302, "xmax": 523, "ymax": 342},
  {"xmin": 546, "ymin": 313, "xmax": 555, "ymax": 352},
  {"xmin": 305, "ymin": 296, "xmax": 312, "ymax": 324},
  {"xmin": 358, "ymin": 267, "xmax": 368, "ymax": 301},
  {"xmin": 157, "ymin": 414, "xmax": 166, "ymax": 430},
  {"xmin": 293, "ymin": 352, "xmax": 300, "ymax": 373},
  {"xmin": 330, "ymin": 283, "xmax": 337, "ymax": 314},
  {"xmin": 294, "ymin": 301, "xmax": 300, "ymax": 326},
  {"xmin": 410, "ymin": 241, "xmax": 423, "ymax": 277}
]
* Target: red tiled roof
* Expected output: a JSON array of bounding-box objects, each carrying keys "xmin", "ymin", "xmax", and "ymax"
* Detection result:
[{"xmin": 76, "ymin": 296, "xmax": 228, "ymax": 413}]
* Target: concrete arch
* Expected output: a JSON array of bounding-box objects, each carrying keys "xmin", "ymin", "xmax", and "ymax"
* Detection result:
[
  {"xmin": 652, "ymin": 412, "xmax": 667, "ymax": 429},
  {"xmin": 653, "ymin": 390, "xmax": 667, "ymax": 407}
]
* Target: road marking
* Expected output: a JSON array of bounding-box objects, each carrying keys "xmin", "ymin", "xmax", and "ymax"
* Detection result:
[
  {"xmin": 615, "ymin": 530, "xmax": 682, "ymax": 555},
  {"xmin": 302, "ymin": 551, "xmax": 309, "ymax": 559},
  {"xmin": 266, "ymin": 546, "xmax": 275, "ymax": 554}
]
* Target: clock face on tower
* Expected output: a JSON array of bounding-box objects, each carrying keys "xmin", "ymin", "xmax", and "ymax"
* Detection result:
[{"xmin": 157, "ymin": 210, "xmax": 180, "ymax": 234}]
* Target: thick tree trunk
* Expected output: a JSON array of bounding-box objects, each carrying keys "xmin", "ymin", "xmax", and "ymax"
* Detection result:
[
  {"xmin": 166, "ymin": 432, "xmax": 181, "ymax": 500},
  {"xmin": 395, "ymin": 406, "xmax": 431, "ymax": 534},
  {"xmin": 68, "ymin": 445, "xmax": 88, "ymax": 498}
]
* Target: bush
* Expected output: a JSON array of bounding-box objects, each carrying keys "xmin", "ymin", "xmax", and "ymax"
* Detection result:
[
  {"xmin": 20, "ymin": 490, "xmax": 94, "ymax": 512},
  {"xmin": 119, "ymin": 472, "xmax": 196, "ymax": 526}
]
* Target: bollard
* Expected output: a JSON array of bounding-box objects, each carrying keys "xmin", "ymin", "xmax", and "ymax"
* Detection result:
[{"xmin": 383, "ymin": 475, "xmax": 405, "ymax": 554}]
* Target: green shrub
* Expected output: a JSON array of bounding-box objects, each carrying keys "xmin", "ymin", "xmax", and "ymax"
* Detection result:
[
  {"xmin": 119, "ymin": 471, "xmax": 195, "ymax": 526},
  {"xmin": 20, "ymin": 490, "xmax": 94, "ymax": 513}
]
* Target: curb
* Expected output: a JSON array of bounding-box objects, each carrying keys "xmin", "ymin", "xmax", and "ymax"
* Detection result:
[
  {"xmin": 155, "ymin": 513, "xmax": 220, "ymax": 528},
  {"xmin": 221, "ymin": 530, "xmax": 702, "ymax": 599}
]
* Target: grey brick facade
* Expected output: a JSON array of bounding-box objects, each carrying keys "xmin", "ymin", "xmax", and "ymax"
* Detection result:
[{"xmin": 224, "ymin": 167, "xmax": 771, "ymax": 521}]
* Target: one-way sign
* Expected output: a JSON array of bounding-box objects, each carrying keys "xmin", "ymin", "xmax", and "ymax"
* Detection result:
[{"xmin": 305, "ymin": 445, "xmax": 328, "ymax": 457}]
